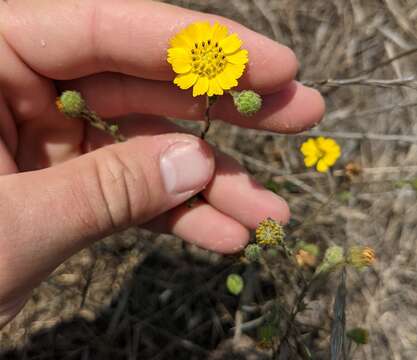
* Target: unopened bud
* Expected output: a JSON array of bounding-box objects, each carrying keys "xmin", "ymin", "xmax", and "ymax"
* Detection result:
[
  {"xmin": 57, "ymin": 90, "xmax": 86, "ymax": 118},
  {"xmin": 231, "ymin": 90, "xmax": 262, "ymax": 116},
  {"xmin": 244, "ymin": 244, "xmax": 262, "ymax": 262},
  {"xmin": 315, "ymin": 245, "xmax": 345, "ymax": 274}
]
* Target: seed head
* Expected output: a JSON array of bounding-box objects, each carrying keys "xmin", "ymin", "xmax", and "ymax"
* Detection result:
[{"xmin": 255, "ymin": 218, "xmax": 285, "ymax": 246}]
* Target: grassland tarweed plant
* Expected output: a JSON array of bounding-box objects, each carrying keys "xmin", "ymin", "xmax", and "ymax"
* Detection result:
[{"xmin": 53, "ymin": 19, "xmax": 378, "ymax": 358}]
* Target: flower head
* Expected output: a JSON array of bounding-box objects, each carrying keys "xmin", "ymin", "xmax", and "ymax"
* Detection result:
[
  {"xmin": 167, "ymin": 22, "xmax": 248, "ymax": 97},
  {"xmin": 301, "ymin": 137, "xmax": 341, "ymax": 172},
  {"xmin": 231, "ymin": 90, "xmax": 262, "ymax": 116},
  {"xmin": 256, "ymin": 218, "xmax": 285, "ymax": 246},
  {"xmin": 315, "ymin": 246, "xmax": 345, "ymax": 274},
  {"xmin": 57, "ymin": 90, "xmax": 86, "ymax": 118},
  {"xmin": 295, "ymin": 242, "xmax": 319, "ymax": 268},
  {"xmin": 244, "ymin": 244, "xmax": 262, "ymax": 262},
  {"xmin": 347, "ymin": 246, "xmax": 375, "ymax": 270}
]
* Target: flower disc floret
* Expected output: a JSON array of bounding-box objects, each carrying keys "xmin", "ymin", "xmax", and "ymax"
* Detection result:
[
  {"xmin": 301, "ymin": 137, "xmax": 341, "ymax": 172},
  {"xmin": 167, "ymin": 22, "xmax": 249, "ymax": 97}
]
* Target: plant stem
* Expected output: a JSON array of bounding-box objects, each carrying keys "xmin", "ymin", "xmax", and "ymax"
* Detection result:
[{"xmin": 81, "ymin": 109, "xmax": 126, "ymax": 143}]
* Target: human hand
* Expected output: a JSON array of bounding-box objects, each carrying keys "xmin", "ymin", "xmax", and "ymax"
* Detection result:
[{"xmin": 0, "ymin": 0, "xmax": 324, "ymax": 326}]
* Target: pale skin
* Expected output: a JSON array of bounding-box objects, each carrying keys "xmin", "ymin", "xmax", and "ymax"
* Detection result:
[{"xmin": 0, "ymin": 0, "xmax": 325, "ymax": 326}]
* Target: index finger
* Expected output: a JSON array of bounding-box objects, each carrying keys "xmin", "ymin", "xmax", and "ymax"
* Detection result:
[{"xmin": 1, "ymin": 0, "xmax": 298, "ymax": 93}]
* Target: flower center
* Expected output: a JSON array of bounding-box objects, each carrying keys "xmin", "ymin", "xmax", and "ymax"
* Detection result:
[
  {"xmin": 316, "ymin": 146, "xmax": 326, "ymax": 160},
  {"xmin": 191, "ymin": 40, "xmax": 227, "ymax": 79}
]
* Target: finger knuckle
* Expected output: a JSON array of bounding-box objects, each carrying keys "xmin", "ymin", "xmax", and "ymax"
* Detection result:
[{"xmin": 93, "ymin": 148, "xmax": 151, "ymax": 230}]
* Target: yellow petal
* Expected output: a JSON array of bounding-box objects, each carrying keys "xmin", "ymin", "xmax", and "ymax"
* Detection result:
[
  {"xmin": 225, "ymin": 63, "xmax": 245, "ymax": 80},
  {"xmin": 174, "ymin": 73, "xmax": 198, "ymax": 90},
  {"xmin": 185, "ymin": 22, "xmax": 210, "ymax": 43},
  {"xmin": 301, "ymin": 139, "xmax": 319, "ymax": 156},
  {"xmin": 193, "ymin": 76, "xmax": 209, "ymax": 96},
  {"xmin": 170, "ymin": 32, "xmax": 193, "ymax": 48},
  {"xmin": 220, "ymin": 34, "xmax": 243, "ymax": 54},
  {"xmin": 171, "ymin": 60, "xmax": 192, "ymax": 74},
  {"xmin": 226, "ymin": 49, "xmax": 249, "ymax": 65},
  {"xmin": 210, "ymin": 22, "xmax": 229, "ymax": 42},
  {"xmin": 167, "ymin": 47, "xmax": 191, "ymax": 61},
  {"xmin": 322, "ymin": 153, "xmax": 339, "ymax": 166},
  {"xmin": 216, "ymin": 70, "xmax": 238, "ymax": 90},
  {"xmin": 167, "ymin": 48, "xmax": 192, "ymax": 74},
  {"xmin": 304, "ymin": 156, "xmax": 318, "ymax": 168},
  {"xmin": 207, "ymin": 78, "xmax": 224, "ymax": 97},
  {"xmin": 316, "ymin": 159, "xmax": 329, "ymax": 172},
  {"xmin": 316, "ymin": 137, "xmax": 327, "ymax": 149}
]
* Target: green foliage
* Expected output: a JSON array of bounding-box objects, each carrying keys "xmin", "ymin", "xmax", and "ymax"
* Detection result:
[
  {"xmin": 347, "ymin": 327, "xmax": 369, "ymax": 345},
  {"xmin": 337, "ymin": 190, "xmax": 353, "ymax": 203},
  {"xmin": 226, "ymin": 274, "xmax": 244, "ymax": 295},
  {"xmin": 264, "ymin": 179, "xmax": 281, "ymax": 194}
]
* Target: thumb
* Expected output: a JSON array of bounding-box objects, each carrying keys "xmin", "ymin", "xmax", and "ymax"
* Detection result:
[{"xmin": 0, "ymin": 133, "xmax": 214, "ymax": 316}]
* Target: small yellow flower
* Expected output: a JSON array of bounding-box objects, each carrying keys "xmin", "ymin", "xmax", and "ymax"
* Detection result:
[
  {"xmin": 300, "ymin": 137, "xmax": 341, "ymax": 172},
  {"xmin": 255, "ymin": 218, "xmax": 285, "ymax": 246},
  {"xmin": 167, "ymin": 22, "xmax": 248, "ymax": 97}
]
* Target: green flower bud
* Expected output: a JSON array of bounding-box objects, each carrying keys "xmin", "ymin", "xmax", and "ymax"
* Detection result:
[
  {"xmin": 226, "ymin": 274, "xmax": 244, "ymax": 296},
  {"xmin": 347, "ymin": 327, "xmax": 369, "ymax": 345},
  {"xmin": 244, "ymin": 244, "xmax": 262, "ymax": 262},
  {"xmin": 315, "ymin": 246, "xmax": 345, "ymax": 274},
  {"xmin": 57, "ymin": 90, "xmax": 86, "ymax": 118},
  {"xmin": 230, "ymin": 90, "xmax": 262, "ymax": 116}
]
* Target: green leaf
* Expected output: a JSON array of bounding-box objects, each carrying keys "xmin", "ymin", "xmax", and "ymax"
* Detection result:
[
  {"xmin": 264, "ymin": 179, "xmax": 281, "ymax": 194},
  {"xmin": 226, "ymin": 274, "xmax": 244, "ymax": 296}
]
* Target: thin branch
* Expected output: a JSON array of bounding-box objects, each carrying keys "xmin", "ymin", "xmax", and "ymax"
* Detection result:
[
  {"xmin": 330, "ymin": 269, "xmax": 347, "ymax": 360},
  {"xmin": 304, "ymin": 130, "xmax": 417, "ymax": 143},
  {"xmin": 273, "ymin": 165, "xmax": 417, "ymax": 182},
  {"xmin": 255, "ymin": 129, "xmax": 417, "ymax": 143},
  {"xmin": 301, "ymin": 76, "xmax": 416, "ymax": 89}
]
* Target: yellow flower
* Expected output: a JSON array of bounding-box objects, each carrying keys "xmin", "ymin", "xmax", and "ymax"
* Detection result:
[
  {"xmin": 300, "ymin": 137, "xmax": 341, "ymax": 172},
  {"xmin": 167, "ymin": 22, "xmax": 249, "ymax": 97}
]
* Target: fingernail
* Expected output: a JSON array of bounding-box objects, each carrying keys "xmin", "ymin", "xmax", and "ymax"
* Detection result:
[{"xmin": 160, "ymin": 141, "xmax": 212, "ymax": 194}]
